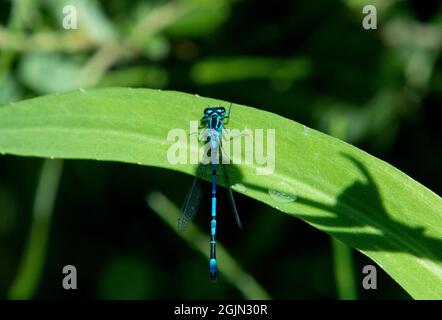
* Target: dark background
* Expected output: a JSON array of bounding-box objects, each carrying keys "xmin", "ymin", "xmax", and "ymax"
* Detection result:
[{"xmin": 0, "ymin": 0, "xmax": 441, "ymax": 299}]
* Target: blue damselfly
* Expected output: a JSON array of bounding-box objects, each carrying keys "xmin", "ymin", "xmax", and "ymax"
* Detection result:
[{"xmin": 178, "ymin": 104, "xmax": 242, "ymax": 281}]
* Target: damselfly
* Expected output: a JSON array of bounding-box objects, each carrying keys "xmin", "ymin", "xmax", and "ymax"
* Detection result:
[{"xmin": 178, "ymin": 104, "xmax": 242, "ymax": 281}]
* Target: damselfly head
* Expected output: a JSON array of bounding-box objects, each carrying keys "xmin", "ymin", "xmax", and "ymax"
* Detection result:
[{"xmin": 204, "ymin": 106, "xmax": 225, "ymax": 117}]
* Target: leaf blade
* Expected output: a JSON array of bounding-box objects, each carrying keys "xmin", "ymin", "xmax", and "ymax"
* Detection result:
[{"xmin": 1, "ymin": 87, "xmax": 441, "ymax": 299}]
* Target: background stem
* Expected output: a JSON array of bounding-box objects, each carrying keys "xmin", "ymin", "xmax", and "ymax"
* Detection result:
[
  {"xmin": 8, "ymin": 159, "xmax": 63, "ymax": 299},
  {"xmin": 331, "ymin": 237, "xmax": 358, "ymax": 300}
]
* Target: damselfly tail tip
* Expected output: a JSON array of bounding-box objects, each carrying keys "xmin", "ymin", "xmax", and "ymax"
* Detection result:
[
  {"xmin": 210, "ymin": 258, "xmax": 217, "ymax": 282},
  {"xmin": 235, "ymin": 217, "xmax": 243, "ymax": 230}
]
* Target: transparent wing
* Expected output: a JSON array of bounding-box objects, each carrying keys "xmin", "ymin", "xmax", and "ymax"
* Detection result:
[
  {"xmin": 178, "ymin": 164, "xmax": 207, "ymax": 233},
  {"xmin": 221, "ymin": 161, "xmax": 243, "ymax": 230}
]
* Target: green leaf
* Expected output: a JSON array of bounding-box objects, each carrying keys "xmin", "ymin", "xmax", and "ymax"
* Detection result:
[{"xmin": 0, "ymin": 87, "xmax": 441, "ymax": 299}]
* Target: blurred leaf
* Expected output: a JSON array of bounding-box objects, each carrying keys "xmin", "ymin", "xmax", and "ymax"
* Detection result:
[
  {"xmin": 0, "ymin": 74, "xmax": 22, "ymax": 104},
  {"xmin": 314, "ymin": 90, "xmax": 400, "ymax": 148},
  {"xmin": 45, "ymin": 0, "xmax": 118, "ymax": 43},
  {"xmin": 342, "ymin": 0, "xmax": 397, "ymax": 12},
  {"xmin": 98, "ymin": 66, "xmax": 169, "ymax": 89},
  {"xmin": 18, "ymin": 53, "xmax": 85, "ymax": 94},
  {"xmin": 191, "ymin": 57, "xmax": 312, "ymax": 85},
  {"xmin": 139, "ymin": 35, "xmax": 170, "ymax": 61},
  {"xmin": 166, "ymin": 0, "xmax": 230, "ymax": 37},
  {"xmin": 0, "ymin": 88, "xmax": 441, "ymax": 299},
  {"xmin": 383, "ymin": 18, "xmax": 442, "ymax": 51},
  {"xmin": 8, "ymin": 0, "xmax": 40, "ymax": 31}
]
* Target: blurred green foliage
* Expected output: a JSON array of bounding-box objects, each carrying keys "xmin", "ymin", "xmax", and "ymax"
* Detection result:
[{"xmin": 0, "ymin": 0, "xmax": 441, "ymax": 299}]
